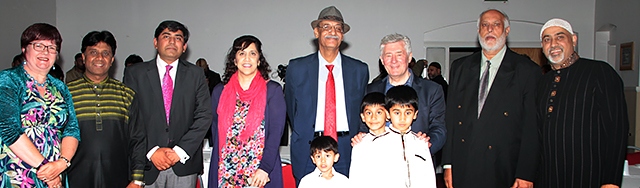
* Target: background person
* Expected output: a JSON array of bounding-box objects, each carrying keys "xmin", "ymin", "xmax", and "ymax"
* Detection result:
[{"xmin": 65, "ymin": 52, "xmax": 84, "ymax": 83}]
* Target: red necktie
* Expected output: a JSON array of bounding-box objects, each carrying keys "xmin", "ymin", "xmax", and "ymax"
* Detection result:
[
  {"xmin": 324, "ymin": 65, "xmax": 337, "ymax": 140},
  {"xmin": 162, "ymin": 65, "xmax": 174, "ymax": 125}
]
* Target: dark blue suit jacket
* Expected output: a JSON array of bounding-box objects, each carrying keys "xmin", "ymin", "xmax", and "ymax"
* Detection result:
[
  {"xmin": 284, "ymin": 52, "xmax": 369, "ymax": 182},
  {"xmin": 366, "ymin": 73, "xmax": 447, "ymax": 154}
]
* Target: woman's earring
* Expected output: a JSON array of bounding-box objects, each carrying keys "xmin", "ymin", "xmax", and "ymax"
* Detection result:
[{"xmin": 23, "ymin": 61, "xmax": 26, "ymax": 65}]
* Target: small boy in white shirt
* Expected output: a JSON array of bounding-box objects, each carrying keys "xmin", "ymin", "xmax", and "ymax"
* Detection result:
[
  {"xmin": 349, "ymin": 92, "xmax": 398, "ymax": 187},
  {"xmin": 385, "ymin": 85, "xmax": 436, "ymax": 188},
  {"xmin": 298, "ymin": 136, "xmax": 349, "ymax": 188}
]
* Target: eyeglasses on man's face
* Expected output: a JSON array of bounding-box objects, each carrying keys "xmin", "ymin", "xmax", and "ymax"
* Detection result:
[{"xmin": 318, "ymin": 24, "xmax": 344, "ymax": 33}]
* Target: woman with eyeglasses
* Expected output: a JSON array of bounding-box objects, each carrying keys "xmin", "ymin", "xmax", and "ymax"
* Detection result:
[{"xmin": 0, "ymin": 23, "xmax": 80, "ymax": 188}]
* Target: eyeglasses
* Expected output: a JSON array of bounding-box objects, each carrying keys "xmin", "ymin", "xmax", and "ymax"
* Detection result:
[
  {"xmin": 29, "ymin": 43, "xmax": 58, "ymax": 54},
  {"xmin": 318, "ymin": 24, "xmax": 344, "ymax": 33},
  {"xmin": 86, "ymin": 50, "xmax": 113, "ymax": 58}
]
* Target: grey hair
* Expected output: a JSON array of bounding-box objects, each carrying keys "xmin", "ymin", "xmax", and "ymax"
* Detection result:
[
  {"xmin": 476, "ymin": 9, "xmax": 510, "ymax": 29},
  {"xmin": 379, "ymin": 33, "xmax": 412, "ymax": 56}
]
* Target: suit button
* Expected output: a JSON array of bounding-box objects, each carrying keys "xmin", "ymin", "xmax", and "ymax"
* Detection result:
[
  {"xmin": 488, "ymin": 145, "xmax": 492, "ymax": 149},
  {"xmin": 548, "ymin": 105, "xmax": 554, "ymax": 113},
  {"xmin": 458, "ymin": 121, "xmax": 462, "ymax": 125},
  {"xmin": 503, "ymin": 112, "xmax": 508, "ymax": 117},
  {"xmin": 551, "ymin": 90, "xmax": 557, "ymax": 97},
  {"xmin": 165, "ymin": 128, "xmax": 169, "ymax": 132},
  {"xmin": 457, "ymin": 105, "xmax": 462, "ymax": 109},
  {"xmin": 461, "ymin": 139, "xmax": 465, "ymax": 142}
]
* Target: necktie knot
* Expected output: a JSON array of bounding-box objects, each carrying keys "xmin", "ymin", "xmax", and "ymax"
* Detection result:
[
  {"xmin": 166, "ymin": 65, "xmax": 173, "ymax": 72},
  {"xmin": 486, "ymin": 60, "xmax": 491, "ymax": 67},
  {"xmin": 326, "ymin": 64, "xmax": 334, "ymax": 72}
]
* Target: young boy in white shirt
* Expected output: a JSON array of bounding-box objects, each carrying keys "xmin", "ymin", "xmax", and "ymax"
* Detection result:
[
  {"xmin": 349, "ymin": 92, "xmax": 398, "ymax": 187},
  {"xmin": 298, "ymin": 136, "xmax": 349, "ymax": 188},
  {"xmin": 385, "ymin": 85, "xmax": 436, "ymax": 188}
]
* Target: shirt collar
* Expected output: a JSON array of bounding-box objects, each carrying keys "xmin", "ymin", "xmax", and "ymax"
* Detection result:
[
  {"xmin": 481, "ymin": 45, "xmax": 507, "ymax": 65},
  {"xmin": 156, "ymin": 54, "xmax": 179, "ymax": 68},
  {"xmin": 318, "ymin": 51, "xmax": 342, "ymax": 66},
  {"xmin": 384, "ymin": 69, "xmax": 414, "ymax": 93}
]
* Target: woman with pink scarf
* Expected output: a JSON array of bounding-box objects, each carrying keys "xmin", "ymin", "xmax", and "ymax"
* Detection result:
[{"xmin": 209, "ymin": 35, "xmax": 286, "ymax": 188}]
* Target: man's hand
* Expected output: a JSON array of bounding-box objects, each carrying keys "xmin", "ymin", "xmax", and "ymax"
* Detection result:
[
  {"xmin": 250, "ymin": 169, "xmax": 270, "ymax": 187},
  {"xmin": 126, "ymin": 182, "xmax": 143, "ymax": 188},
  {"xmin": 511, "ymin": 178, "xmax": 533, "ymax": 188},
  {"xmin": 37, "ymin": 160, "xmax": 66, "ymax": 182},
  {"xmin": 415, "ymin": 132, "xmax": 432, "ymax": 148},
  {"xmin": 600, "ymin": 184, "xmax": 619, "ymax": 188},
  {"xmin": 351, "ymin": 132, "xmax": 366, "ymax": 146},
  {"xmin": 150, "ymin": 148, "xmax": 174, "ymax": 170},
  {"xmin": 165, "ymin": 149, "xmax": 180, "ymax": 165},
  {"xmin": 444, "ymin": 168, "xmax": 453, "ymax": 188}
]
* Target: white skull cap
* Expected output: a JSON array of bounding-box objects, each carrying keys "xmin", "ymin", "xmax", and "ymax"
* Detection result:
[{"xmin": 540, "ymin": 18, "xmax": 573, "ymax": 40}]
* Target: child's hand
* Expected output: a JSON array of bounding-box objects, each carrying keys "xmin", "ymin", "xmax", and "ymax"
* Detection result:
[{"xmin": 351, "ymin": 132, "xmax": 366, "ymax": 146}]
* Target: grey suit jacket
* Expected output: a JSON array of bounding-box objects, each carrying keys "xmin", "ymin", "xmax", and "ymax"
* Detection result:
[{"xmin": 124, "ymin": 58, "xmax": 213, "ymax": 184}]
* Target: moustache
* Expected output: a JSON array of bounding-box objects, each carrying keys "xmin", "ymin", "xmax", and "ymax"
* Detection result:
[
  {"xmin": 547, "ymin": 46, "xmax": 564, "ymax": 54},
  {"xmin": 325, "ymin": 35, "xmax": 339, "ymax": 39},
  {"xmin": 484, "ymin": 34, "xmax": 497, "ymax": 40}
]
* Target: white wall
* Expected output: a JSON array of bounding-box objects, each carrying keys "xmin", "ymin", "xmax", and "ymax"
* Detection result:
[
  {"xmin": 4, "ymin": 0, "xmax": 598, "ymax": 81},
  {"xmin": 1, "ymin": 0, "xmax": 56, "ymax": 69},
  {"xmin": 595, "ymin": 0, "xmax": 640, "ymax": 87}
]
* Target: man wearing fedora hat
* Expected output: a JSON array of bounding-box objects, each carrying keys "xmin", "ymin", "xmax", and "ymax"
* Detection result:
[
  {"xmin": 536, "ymin": 18, "xmax": 628, "ymax": 188},
  {"xmin": 285, "ymin": 5, "xmax": 369, "ymax": 185}
]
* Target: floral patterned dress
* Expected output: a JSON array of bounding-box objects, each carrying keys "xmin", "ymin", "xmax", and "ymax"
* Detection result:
[
  {"xmin": 218, "ymin": 99, "xmax": 266, "ymax": 187},
  {"xmin": 0, "ymin": 67, "xmax": 80, "ymax": 188}
]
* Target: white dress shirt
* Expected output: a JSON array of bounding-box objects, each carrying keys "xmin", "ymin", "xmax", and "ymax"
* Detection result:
[{"xmin": 315, "ymin": 52, "xmax": 349, "ymax": 132}]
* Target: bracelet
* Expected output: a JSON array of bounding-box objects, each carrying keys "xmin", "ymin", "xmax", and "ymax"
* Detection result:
[
  {"xmin": 35, "ymin": 158, "xmax": 49, "ymax": 170},
  {"xmin": 133, "ymin": 180, "xmax": 145, "ymax": 187},
  {"xmin": 59, "ymin": 156, "xmax": 71, "ymax": 168}
]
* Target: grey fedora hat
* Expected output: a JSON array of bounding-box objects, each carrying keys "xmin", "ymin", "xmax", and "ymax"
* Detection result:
[{"xmin": 310, "ymin": 6, "xmax": 351, "ymax": 33}]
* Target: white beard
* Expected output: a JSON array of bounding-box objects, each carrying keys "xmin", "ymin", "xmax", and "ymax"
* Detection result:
[
  {"xmin": 546, "ymin": 46, "xmax": 565, "ymax": 65},
  {"xmin": 479, "ymin": 33, "xmax": 506, "ymax": 52}
]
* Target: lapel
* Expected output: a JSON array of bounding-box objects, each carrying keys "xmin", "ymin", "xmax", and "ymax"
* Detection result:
[
  {"xmin": 169, "ymin": 60, "xmax": 189, "ymax": 125},
  {"xmin": 478, "ymin": 49, "xmax": 516, "ymax": 119},
  {"xmin": 340, "ymin": 54, "xmax": 355, "ymax": 124},
  {"xmin": 412, "ymin": 74, "xmax": 423, "ymax": 92},
  {"xmin": 460, "ymin": 52, "xmax": 482, "ymax": 119},
  {"xmin": 307, "ymin": 52, "xmax": 320, "ymax": 120},
  {"xmin": 145, "ymin": 59, "xmax": 164, "ymax": 110}
]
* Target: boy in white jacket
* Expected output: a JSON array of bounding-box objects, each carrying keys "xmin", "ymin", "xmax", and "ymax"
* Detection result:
[{"xmin": 350, "ymin": 86, "xmax": 436, "ymax": 188}]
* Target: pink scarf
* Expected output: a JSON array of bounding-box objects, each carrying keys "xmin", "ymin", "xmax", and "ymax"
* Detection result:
[{"xmin": 217, "ymin": 71, "xmax": 267, "ymax": 152}]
